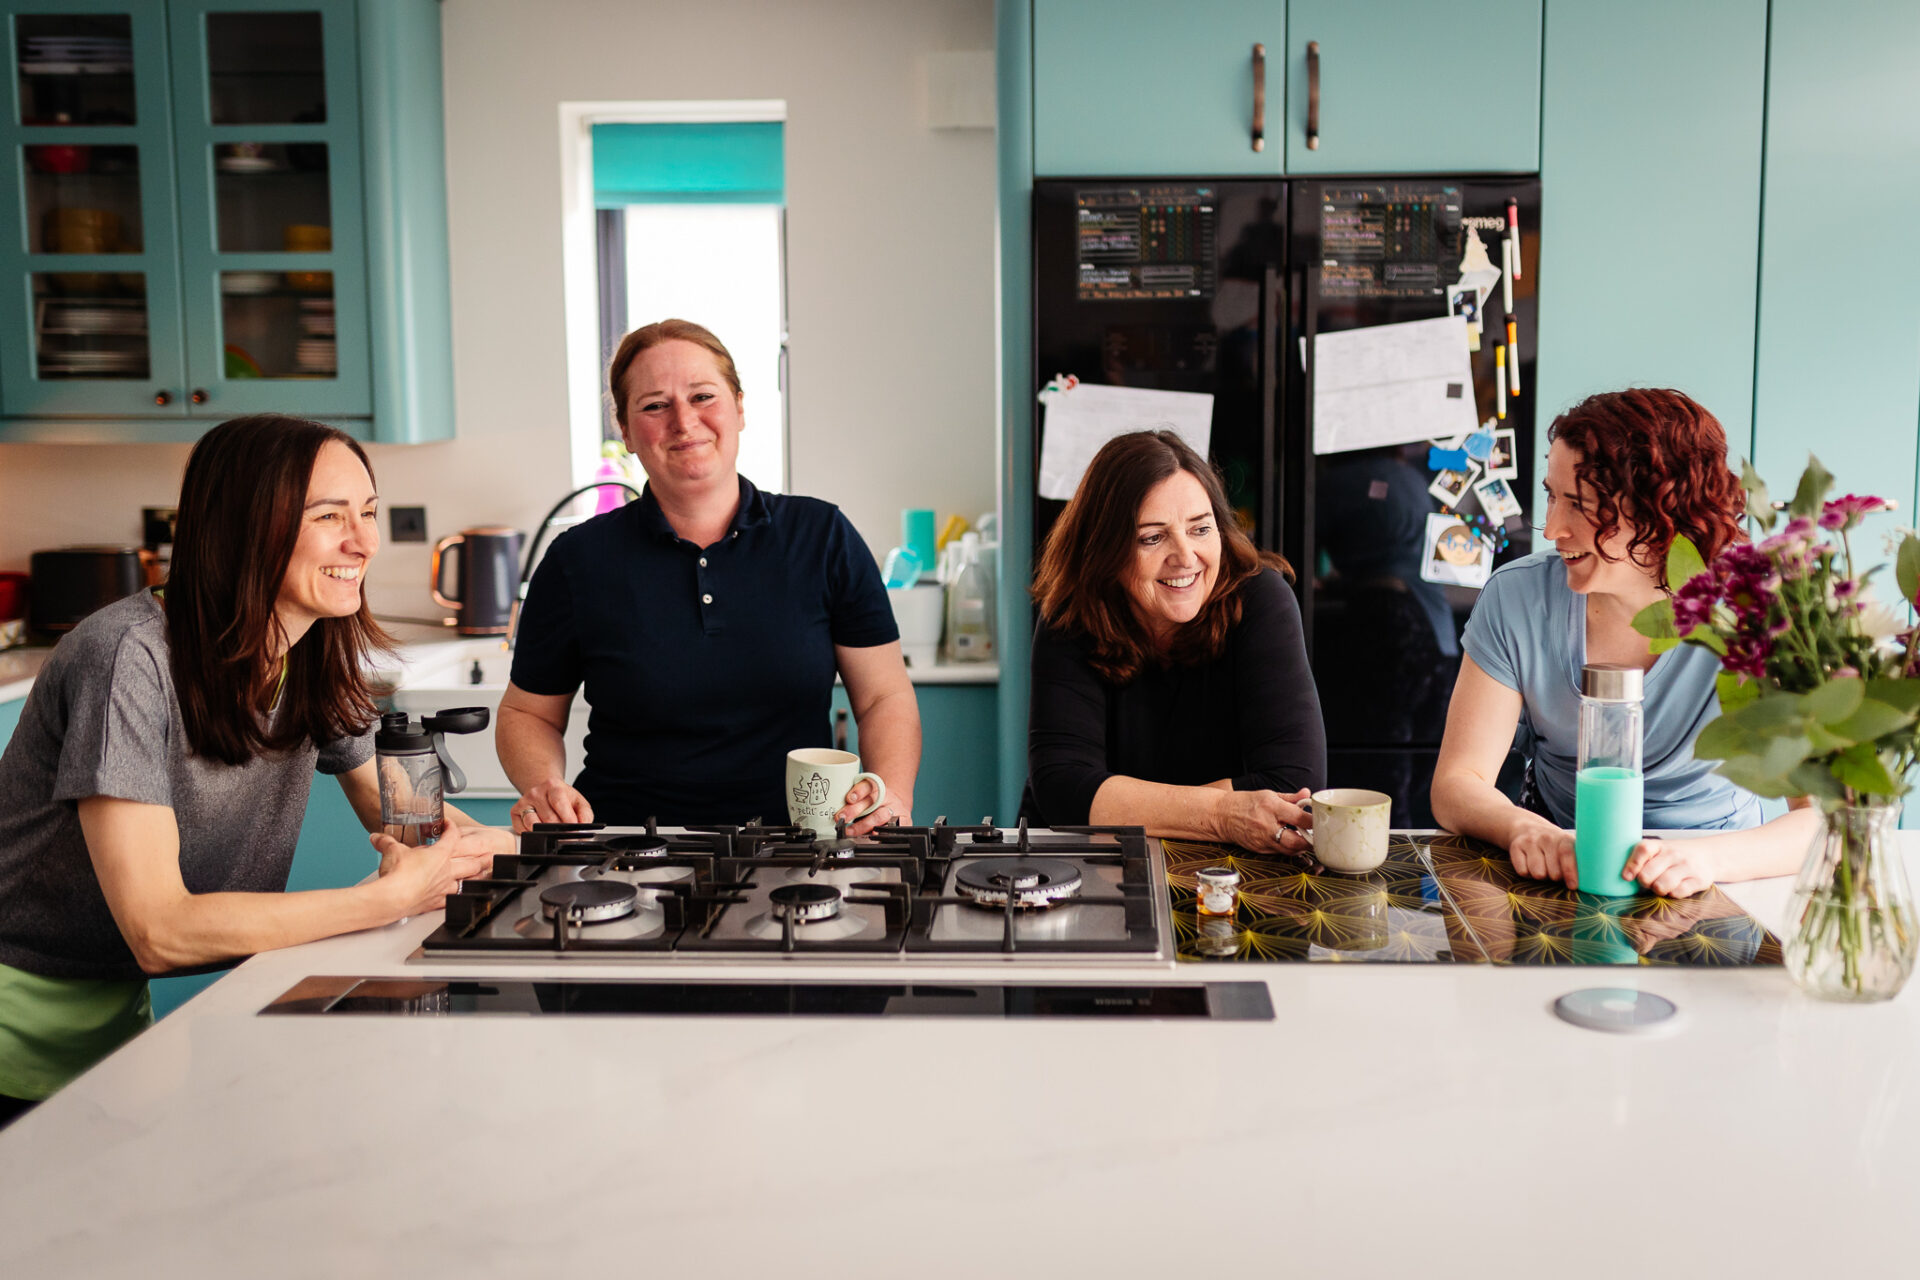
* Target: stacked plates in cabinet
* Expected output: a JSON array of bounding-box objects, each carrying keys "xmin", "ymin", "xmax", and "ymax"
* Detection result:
[
  {"xmin": 34, "ymin": 296, "xmax": 146, "ymax": 377},
  {"xmin": 295, "ymin": 299, "xmax": 335, "ymax": 376},
  {"xmin": 19, "ymin": 36, "xmax": 133, "ymax": 76}
]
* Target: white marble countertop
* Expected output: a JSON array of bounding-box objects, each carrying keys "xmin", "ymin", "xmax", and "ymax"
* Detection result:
[
  {"xmin": 1, "ymin": 844, "xmax": 1915, "ymax": 1278},
  {"xmin": 0, "ymin": 645, "xmax": 50, "ymax": 704}
]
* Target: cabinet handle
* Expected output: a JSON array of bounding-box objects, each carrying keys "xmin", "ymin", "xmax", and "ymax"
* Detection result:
[
  {"xmin": 190, "ymin": 388, "xmax": 208, "ymax": 405},
  {"xmin": 153, "ymin": 390, "xmax": 172, "ymax": 406},
  {"xmin": 1306, "ymin": 41, "xmax": 1320, "ymax": 150},
  {"xmin": 1251, "ymin": 43, "xmax": 1266, "ymax": 152}
]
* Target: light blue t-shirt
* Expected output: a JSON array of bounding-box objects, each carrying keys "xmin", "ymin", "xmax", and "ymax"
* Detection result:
[{"xmin": 1461, "ymin": 551, "xmax": 1763, "ymax": 832}]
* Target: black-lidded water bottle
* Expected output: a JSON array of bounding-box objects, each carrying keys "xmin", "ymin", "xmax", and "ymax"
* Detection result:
[{"xmin": 374, "ymin": 707, "xmax": 489, "ymax": 846}]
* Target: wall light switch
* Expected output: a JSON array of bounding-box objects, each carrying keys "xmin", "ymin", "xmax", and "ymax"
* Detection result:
[{"xmin": 390, "ymin": 506, "xmax": 428, "ymax": 543}]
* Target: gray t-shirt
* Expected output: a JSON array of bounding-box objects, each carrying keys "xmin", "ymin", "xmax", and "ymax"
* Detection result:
[
  {"xmin": 0, "ymin": 591, "xmax": 374, "ymax": 980},
  {"xmin": 1461, "ymin": 550, "xmax": 1762, "ymax": 831}
]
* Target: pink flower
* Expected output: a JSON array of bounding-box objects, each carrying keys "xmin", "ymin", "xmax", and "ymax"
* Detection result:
[{"xmin": 1819, "ymin": 494, "xmax": 1891, "ymax": 531}]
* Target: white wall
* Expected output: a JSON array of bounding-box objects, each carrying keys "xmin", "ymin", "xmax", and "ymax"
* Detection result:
[{"xmin": 0, "ymin": 0, "xmax": 999, "ymax": 622}]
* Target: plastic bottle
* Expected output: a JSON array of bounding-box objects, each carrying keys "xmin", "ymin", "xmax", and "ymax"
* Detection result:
[
  {"xmin": 1574, "ymin": 663, "xmax": 1644, "ymax": 897},
  {"xmin": 943, "ymin": 532, "xmax": 995, "ymax": 663},
  {"xmin": 374, "ymin": 708, "xmax": 490, "ymax": 846}
]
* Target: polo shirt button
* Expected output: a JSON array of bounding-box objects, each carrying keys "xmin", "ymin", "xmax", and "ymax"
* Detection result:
[
  {"xmin": 699, "ymin": 557, "xmax": 707, "ymax": 567},
  {"xmin": 702, "ymin": 593, "xmax": 713, "ymax": 604}
]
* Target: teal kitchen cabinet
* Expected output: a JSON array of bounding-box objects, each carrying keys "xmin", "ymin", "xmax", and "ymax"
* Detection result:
[
  {"xmin": 1751, "ymin": 0, "xmax": 1920, "ymax": 569},
  {"xmin": 0, "ymin": 0, "xmax": 452, "ymax": 442},
  {"xmin": 1532, "ymin": 0, "xmax": 1767, "ymax": 507},
  {"xmin": 1033, "ymin": 0, "xmax": 1282, "ymax": 177},
  {"xmin": 1282, "ymin": 0, "xmax": 1540, "ymax": 174},
  {"xmin": 832, "ymin": 683, "xmax": 999, "ymax": 825},
  {"xmin": 1032, "ymin": 1, "xmax": 1541, "ymax": 178}
]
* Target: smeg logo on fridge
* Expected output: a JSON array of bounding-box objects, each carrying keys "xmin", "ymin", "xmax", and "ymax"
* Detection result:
[{"xmin": 1461, "ymin": 215, "xmax": 1506, "ymax": 232}]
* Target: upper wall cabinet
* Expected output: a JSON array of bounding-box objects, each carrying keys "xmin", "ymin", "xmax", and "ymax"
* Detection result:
[
  {"xmin": 1032, "ymin": 0, "xmax": 1541, "ymax": 178},
  {"xmin": 0, "ymin": 0, "xmax": 453, "ymax": 442},
  {"xmin": 1282, "ymin": 0, "xmax": 1540, "ymax": 174},
  {"xmin": 1033, "ymin": 0, "xmax": 1283, "ymax": 176}
]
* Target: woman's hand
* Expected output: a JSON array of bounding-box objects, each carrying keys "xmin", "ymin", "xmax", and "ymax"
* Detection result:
[
  {"xmin": 370, "ymin": 835, "xmax": 461, "ymax": 918},
  {"xmin": 1623, "ymin": 838, "xmax": 1719, "ymax": 899},
  {"xmin": 1215, "ymin": 788, "xmax": 1314, "ymax": 855},
  {"xmin": 838, "ymin": 777, "xmax": 912, "ymax": 837},
  {"xmin": 433, "ymin": 821, "xmax": 508, "ymax": 882},
  {"xmin": 511, "ymin": 779, "xmax": 594, "ymax": 834},
  {"xmin": 1507, "ymin": 820, "xmax": 1578, "ymax": 887}
]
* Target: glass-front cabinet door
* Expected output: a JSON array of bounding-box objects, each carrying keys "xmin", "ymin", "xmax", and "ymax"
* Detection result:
[
  {"xmin": 168, "ymin": 0, "xmax": 367, "ymax": 417},
  {"xmin": 0, "ymin": 0, "xmax": 188, "ymax": 415}
]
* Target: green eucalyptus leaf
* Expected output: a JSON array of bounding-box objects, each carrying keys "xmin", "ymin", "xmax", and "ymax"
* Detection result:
[
  {"xmin": 1899, "ymin": 535, "xmax": 1920, "ymax": 607},
  {"xmin": 1717, "ymin": 672, "xmax": 1760, "ymax": 713},
  {"xmin": 1834, "ymin": 743, "xmax": 1902, "ymax": 796},
  {"xmin": 1684, "ymin": 625, "xmax": 1728, "ymax": 657},
  {"xmin": 1726, "ymin": 691, "xmax": 1809, "ymax": 733},
  {"xmin": 1632, "ymin": 598, "xmax": 1678, "ymax": 641},
  {"xmin": 1694, "ymin": 713, "xmax": 1755, "ymax": 761},
  {"xmin": 1647, "ymin": 636, "xmax": 1682, "ymax": 655},
  {"xmin": 1805, "ymin": 676, "xmax": 1865, "ymax": 725},
  {"xmin": 1826, "ymin": 697, "xmax": 1915, "ymax": 745},
  {"xmin": 1865, "ymin": 678, "xmax": 1920, "ymax": 715},
  {"xmin": 1740, "ymin": 458, "xmax": 1776, "ymax": 531},
  {"xmin": 1716, "ymin": 733, "xmax": 1815, "ymax": 798},
  {"xmin": 1805, "ymin": 723, "xmax": 1850, "ymax": 754},
  {"xmin": 1665, "ymin": 535, "xmax": 1708, "ymax": 591},
  {"xmin": 1789, "ymin": 455, "xmax": 1834, "ymax": 519},
  {"xmin": 1788, "ymin": 761, "xmax": 1848, "ymax": 804}
]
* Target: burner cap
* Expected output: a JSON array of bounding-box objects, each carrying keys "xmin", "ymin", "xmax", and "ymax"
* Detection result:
[
  {"xmin": 954, "ymin": 858, "xmax": 1083, "ymax": 908},
  {"xmin": 605, "ymin": 835, "xmax": 669, "ymax": 856},
  {"xmin": 768, "ymin": 882, "xmax": 844, "ymax": 922},
  {"xmin": 540, "ymin": 879, "xmax": 638, "ymax": 923}
]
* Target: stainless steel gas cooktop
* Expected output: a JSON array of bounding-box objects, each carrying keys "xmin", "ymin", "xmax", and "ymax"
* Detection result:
[{"xmin": 413, "ymin": 819, "xmax": 1172, "ymax": 964}]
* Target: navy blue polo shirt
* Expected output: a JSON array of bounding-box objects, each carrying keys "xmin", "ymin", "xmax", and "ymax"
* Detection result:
[{"xmin": 510, "ymin": 477, "xmax": 898, "ymax": 825}]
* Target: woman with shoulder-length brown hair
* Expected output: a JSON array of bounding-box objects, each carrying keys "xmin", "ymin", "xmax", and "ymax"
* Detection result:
[
  {"xmin": 1023, "ymin": 430, "xmax": 1325, "ymax": 851},
  {"xmin": 1431, "ymin": 388, "xmax": 1818, "ymax": 897},
  {"xmin": 0, "ymin": 415, "xmax": 508, "ymax": 1125}
]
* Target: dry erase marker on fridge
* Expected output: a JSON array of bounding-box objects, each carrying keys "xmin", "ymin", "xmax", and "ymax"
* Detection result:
[
  {"xmin": 1502, "ymin": 238, "xmax": 1515, "ymax": 314},
  {"xmin": 1507, "ymin": 198, "xmax": 1521, "ymax": 280},
  {"xmin": 1495, "ymin": 345, "xmax": 1507, "ymax": 419},
  {"xmin": 1506, "ymin": 314, "xmax": 1521, "ymax": 395}
]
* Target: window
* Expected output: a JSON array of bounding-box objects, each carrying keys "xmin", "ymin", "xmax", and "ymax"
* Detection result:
[{"xmin": 568, "ymin": 113, "xmax": 787, "ymax": 494}]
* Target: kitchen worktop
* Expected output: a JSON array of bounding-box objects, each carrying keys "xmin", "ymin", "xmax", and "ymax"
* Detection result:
[
  {"xmin": 1, "ymin": 840, "xmax": 1915, "ymax": 1278},
  {"xmin": 0, "ymin": 645, "xmax": 48, "ymax": 704}
]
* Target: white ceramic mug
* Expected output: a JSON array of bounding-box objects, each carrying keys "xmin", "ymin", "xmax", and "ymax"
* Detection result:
[
  {"xmin": 785, "ymin": 748, "xmax": 886, "ymax": 837},
  {"xmin": 1306, "ymin": 788, "xmax": 1392, "ymax": 874}
]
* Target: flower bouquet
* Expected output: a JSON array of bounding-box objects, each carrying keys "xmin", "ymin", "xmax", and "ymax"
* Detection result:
[{"xmin": 1632, "ymin": 457, "xmax": 1920, "ymax": 999}]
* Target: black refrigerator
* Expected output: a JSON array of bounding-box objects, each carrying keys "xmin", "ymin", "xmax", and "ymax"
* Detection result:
[{"xmin": 1032, "ymin": 176, "xmax": 1540, "ymax": 825}]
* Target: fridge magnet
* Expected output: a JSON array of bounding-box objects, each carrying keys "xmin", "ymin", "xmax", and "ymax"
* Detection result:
[
  {"xmin": 1474, "ymin": 475, "xmax": 1524, "ymax": 524},
  {"xmin": 1485, "ymin": 426, "xmax": 1518, "ymax": 479},
  {"xmin": 1447, "ymin": 283, "xmax": 1483, "ymax": 351},
  {"xmin": 1427, "ymin": 444, "xmax": 1471, "ymax": 473},
  {"xmin": 1463, "ymin": 425, "xmax": 1496, "ymax": 463},
  {"xmin": 1428, "ymin": 461, "xmax": 1481, "ymax": 509},
  {"xmin": 1422, "ymin": 512, "xmax": 1495, "ymax": 588}
]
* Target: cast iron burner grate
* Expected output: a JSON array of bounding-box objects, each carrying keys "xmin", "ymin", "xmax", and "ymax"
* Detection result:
[
  {"xmin": 954, "ymin": 858, "xmax": 1084, "ymax": 909},
  {"xmin": 767, "ymin": 883, "xmax": 844, "ymax": 923},
  {"xmin": 540, "ymin": 879, "xmax": 638, "ymax": 923}
]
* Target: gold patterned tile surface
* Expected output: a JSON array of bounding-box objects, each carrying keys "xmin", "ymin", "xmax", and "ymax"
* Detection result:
[{"xmin": 1162, "ymin": 833, "xmax": 1781, "ymax": 967}]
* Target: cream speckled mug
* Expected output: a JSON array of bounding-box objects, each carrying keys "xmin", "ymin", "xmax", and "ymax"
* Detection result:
[
  {"xmin": 1306, "ymin": 788, "xmax": 1392, "ymax": 874},
  {"xmin": 785, "ymin": 748, "xmax": 885, "ymax": 837}
]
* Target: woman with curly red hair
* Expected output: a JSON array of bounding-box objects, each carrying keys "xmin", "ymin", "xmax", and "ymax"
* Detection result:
[{"xmin": 1431, "ymin": 389, "xmax": 1817, "ymax": 895}]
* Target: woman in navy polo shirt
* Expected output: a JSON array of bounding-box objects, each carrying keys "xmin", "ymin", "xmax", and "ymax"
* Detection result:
[{"xmin": 498, "ymin": 320, "xmax": 920, "ymax": 832}]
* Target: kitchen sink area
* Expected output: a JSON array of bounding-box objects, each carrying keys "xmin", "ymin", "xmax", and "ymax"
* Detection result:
[{"xmin": 383, "ymin": 635, "xmax": 587, "ymax": 798}]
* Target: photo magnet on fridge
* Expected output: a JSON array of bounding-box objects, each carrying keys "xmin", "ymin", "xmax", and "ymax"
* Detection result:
[
  {"xmin": 1421, "ymin": 512, "xmax": 1494, "ymax": 589},
  {"xmin": 1474, "ymin": 475, "xmax": 1524, "ymax": 523},
  {"xmin": 1485, "ymin": 427, "xmax": 1518, "ymax": 479},
  {"xmin": 1428, "ymin": 461, "xmax": 1481, "ymax": 509}
]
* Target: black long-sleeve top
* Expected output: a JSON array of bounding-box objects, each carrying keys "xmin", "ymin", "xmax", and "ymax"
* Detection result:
[{"xmin": 1022, "ymin": 568, "xmax": 1327, "ymax": 827}]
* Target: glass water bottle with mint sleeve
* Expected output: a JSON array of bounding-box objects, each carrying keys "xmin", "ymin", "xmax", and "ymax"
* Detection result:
[{"xmin": 1575, "ymin": 664, "xmax": 1644, "ymax": 897}]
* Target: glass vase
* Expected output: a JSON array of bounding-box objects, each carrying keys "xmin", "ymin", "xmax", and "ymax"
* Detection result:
[{"xmin": 1783, "ymin": 801, "xmax": 1918, "ymax": 1002}]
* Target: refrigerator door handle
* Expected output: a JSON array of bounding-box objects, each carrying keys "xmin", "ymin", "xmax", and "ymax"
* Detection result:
[
  {"xmin": 1306, "ymin": 41, "xmax": 1321, "ymax": 151},
  {"xmin": 1260, "ymin": 265, "xmax": 1280, "ymax": 551},
  {"xmin": 1251, "ymin": 43, "xmax": 1267, "ymax": 152}
]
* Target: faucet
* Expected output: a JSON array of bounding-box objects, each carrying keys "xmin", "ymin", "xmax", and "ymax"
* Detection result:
[{"xmin": 506, "ymin": 480, "xmax": 644, "ymax": 649}]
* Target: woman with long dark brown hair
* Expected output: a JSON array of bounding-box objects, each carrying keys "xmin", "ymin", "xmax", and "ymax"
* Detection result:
[
  {"xmin": 1024, "ymin": 431, "xmax": 1325, "ymax": 851},
  {"xmin": 0, "ymin": 415, "xmax": 507, "ymax": 1124},
  {"xmin": 1431, "ymin": 389, "xmax": 1818, "ymax": 895}
]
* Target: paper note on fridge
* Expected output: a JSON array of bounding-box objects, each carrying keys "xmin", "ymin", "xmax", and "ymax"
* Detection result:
[
  {"xmin": 1037, "ymin": 382, "xmax": 1213, "ymax": 501},
  {"xmin": 1312, "ymin": 316, "xmax": 1479, "ymax": 455}
]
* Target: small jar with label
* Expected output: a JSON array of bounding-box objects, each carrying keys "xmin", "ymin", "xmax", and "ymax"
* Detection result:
[{"xmin": 1195, "ymin": 866, "xmax": 1241, "ymax": 918}]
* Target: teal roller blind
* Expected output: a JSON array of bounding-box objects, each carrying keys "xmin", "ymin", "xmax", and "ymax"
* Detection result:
[{"xmin": 591, "ymin": 122, "xmax": 785, "ymax": 207}]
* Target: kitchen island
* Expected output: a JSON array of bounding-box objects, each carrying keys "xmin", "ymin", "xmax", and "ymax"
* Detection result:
[{"xmin": 0, "ymin": 844, "xmax": 1914, "ymax": 1279}]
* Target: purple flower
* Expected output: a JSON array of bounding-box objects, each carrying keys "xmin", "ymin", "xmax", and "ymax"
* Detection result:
[
  {"xmin": 1672, "ymin": 570, "xmax": 1720, "ymax": 633},
  {"xmin": 1756, "ymin": 518, "xmax": 1818, "ymax": 577},
  {"xmin": 1722, "ymin": 632, "xmax": 1773, "ymax": 679},
  {"xmin": 1819, "ymin": 494, "xmax": 1891, "ymax": 531}
]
